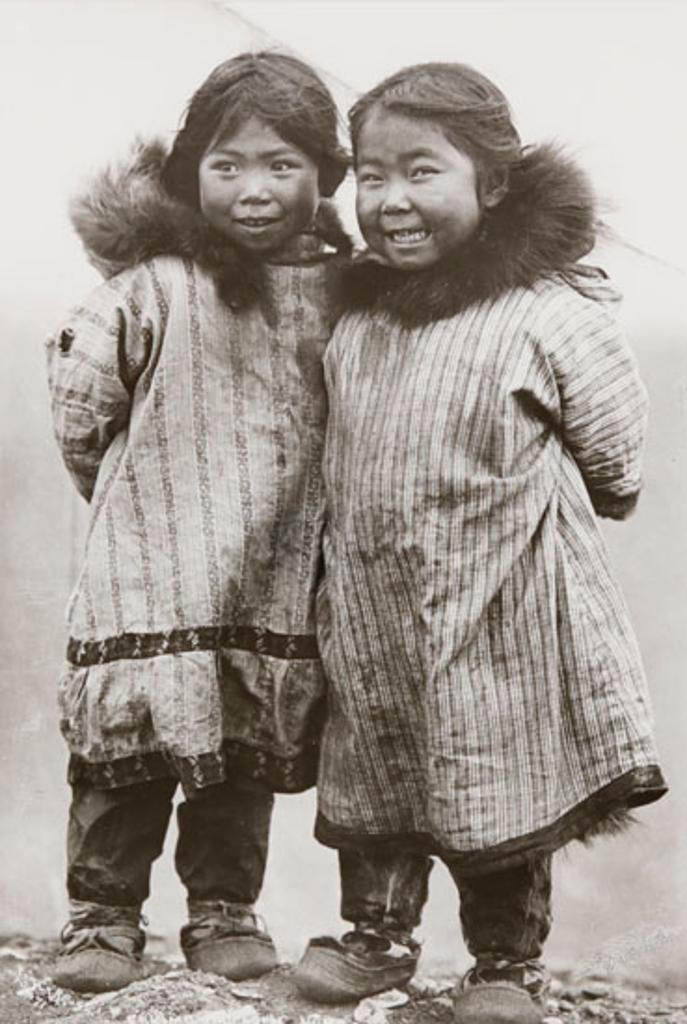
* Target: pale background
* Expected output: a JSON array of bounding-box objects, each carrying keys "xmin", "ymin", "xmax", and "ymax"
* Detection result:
[{"xmin": 1, "ymin": 0, "xmax": 686, "ymax": 987}]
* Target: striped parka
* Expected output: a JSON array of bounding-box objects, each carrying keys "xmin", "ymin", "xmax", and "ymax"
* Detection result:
[
  {"xmin": 314, "ymin": 146, "xmax": 667, "ymax": 873},
  {"xmin": 46, "ymin": 142, "xmax": 348, "ymax": 795}
]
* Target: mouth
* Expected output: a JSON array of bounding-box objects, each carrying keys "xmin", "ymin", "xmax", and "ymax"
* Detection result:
[
  {"xmin": 385, "ymin": 228, "xmax": 431, "ymax": 246},
  {"xmin": 235, "ymin": 217, "xmax": 281, "ymax": 229}
]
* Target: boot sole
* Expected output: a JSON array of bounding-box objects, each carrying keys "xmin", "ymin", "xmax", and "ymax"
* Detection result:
[
  {"xmin": 453, "ymin": 982, "xmax": 543, "ymax": 1024},
  {"xmin": 184, "ymin": 935, "xmax": 277, "ymax": 980},
  {"xmin": 51, "ymin": 949, "xmax": 147, "ymax": 993},
  {"xmin": 294, "ymin": 944, "xmax": 418, "ymax": 1003}
]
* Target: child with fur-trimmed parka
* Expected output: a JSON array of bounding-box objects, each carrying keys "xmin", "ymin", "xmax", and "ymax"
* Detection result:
[
  {"xmin": 46, "ymin": 51, "xmax": 350, "ymax": 994},
  {"xmin": 292, "ymin": 63, "xmax": 667, "ymax": 1023}
]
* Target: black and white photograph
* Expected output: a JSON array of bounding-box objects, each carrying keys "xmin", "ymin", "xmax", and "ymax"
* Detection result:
[{"xmin": 1, "ymin": 2, "xmax": 685, "ymax": 1022}]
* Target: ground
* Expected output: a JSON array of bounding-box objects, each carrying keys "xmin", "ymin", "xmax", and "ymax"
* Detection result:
[{"xmin": 1, "ymin": 937, "xmax": 686, "ymax": 1024}]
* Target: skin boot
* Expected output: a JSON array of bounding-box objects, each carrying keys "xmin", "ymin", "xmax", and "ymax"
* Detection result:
[
  {"xmin": 452, "ymin": 957, "xmax": 550, "ymax": 1024},
  {"xmin": 450, "ymin": 855, "xmax": 552, "ymax": 1024},
  {"xmin": 51, "ymin": 900, "xmax": 147, "ymax": 993},
  {"xmin": 181, "ymin": 900, "xmax": 277, "ymax": 980},
  {"xmin": 294, "ymin": 923, "xmax": 420, "ymax": 1003},
  {"xmin": 295, "ymin": 848, "xmax": 429, "ymax": 1002}
]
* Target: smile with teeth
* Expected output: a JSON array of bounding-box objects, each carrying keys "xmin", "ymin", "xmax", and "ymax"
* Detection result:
[
  {"xmin": 237, "ymin": 217, "xmax": 279, "ymax": 228},
  {"xmin": 387, "ymin": 228, "xmax": 430, "ymax": 244}
]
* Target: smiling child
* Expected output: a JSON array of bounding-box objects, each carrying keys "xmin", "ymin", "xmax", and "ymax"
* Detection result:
[
  {"xmin": 46, "ymin": 52, "xmax": 349, "ymax": 994},
  {"xmin": 295, "ymin": 62, "xmax": 666, "ymax": 1024}
]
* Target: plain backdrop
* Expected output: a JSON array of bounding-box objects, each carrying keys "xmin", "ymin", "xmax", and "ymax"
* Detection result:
[{"xmin": 1, "ymin": 0, "xmax": 686, "ymax": 987}]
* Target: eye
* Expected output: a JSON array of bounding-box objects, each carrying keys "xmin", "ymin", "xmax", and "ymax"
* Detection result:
[
  {"xmin": 272, "ymin": 159, "xmax": 299, "ymax": 172},
  {"xmin": 212, "ymin": 160, "xmax": 239, "ymax": 174},
  {"xmin": 356, "ymin": 170, "xmax": 383, "ymax": 185},
  {"xmin": 410, "ymin": 165, "xmax": 439, "ymax": 180}
]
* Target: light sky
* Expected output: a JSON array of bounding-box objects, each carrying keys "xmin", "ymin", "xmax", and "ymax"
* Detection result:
[
  {"xmin": 0, "ymin": 0, "xmax": 684, "ymax": 323},
  {"xmin": 228, "ymin": 0, "xmax": 687, "ymax": 270}
]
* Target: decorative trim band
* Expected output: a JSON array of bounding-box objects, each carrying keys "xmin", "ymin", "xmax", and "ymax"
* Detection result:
[
  {"xmin": 67, "ymin": 737, "xmax": 319, "ymax": 795},
  {"xmin": 67, "ymin": 623, "xmax": 319, "ymax": 667}
]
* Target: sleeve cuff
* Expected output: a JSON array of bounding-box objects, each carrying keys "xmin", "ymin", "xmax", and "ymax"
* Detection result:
[{"xmin": 588, "ymin": 488, "xmax": 640, "ymax": 520}]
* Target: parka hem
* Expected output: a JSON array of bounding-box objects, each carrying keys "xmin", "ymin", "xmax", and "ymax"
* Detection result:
[
  {"xmin": 314, "ymin": 764, "xmax": 667, "ymax": 877},
  {"xmin": 68, "ymin": 735, "xmax": 320, "ymax": 796}
]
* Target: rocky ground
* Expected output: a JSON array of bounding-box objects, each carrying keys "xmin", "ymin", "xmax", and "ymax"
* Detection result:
[{"xmin": 1, "ymin": 937, "xmax": 686, "ymax": 1024}]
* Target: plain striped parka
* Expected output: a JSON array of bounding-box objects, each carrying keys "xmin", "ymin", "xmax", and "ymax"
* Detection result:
[
  {"xmin": 46, "ymin": 141, "xmax": 350, "ymax": 795},
  {"xmin": 315, "ymin": 144, "xmax": 667, "ymax": 874}
]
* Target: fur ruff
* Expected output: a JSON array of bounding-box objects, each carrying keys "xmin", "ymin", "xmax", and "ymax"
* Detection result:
[
  {"xmin": 69, "ymin": 139, "xmax": 352, "ymax": 311},
  {"xmin": 343, "ymin": 144, "xmax": 605, "ymax": 327}
]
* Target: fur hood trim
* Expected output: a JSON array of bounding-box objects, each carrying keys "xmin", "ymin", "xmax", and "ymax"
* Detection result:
[
  {"xmin": 344, "ymin": 144, "xmax": 606, "ymax": 326},
  {"xmin": 69, "ymin": 139, "xmax": 352, "ymax": 311}
]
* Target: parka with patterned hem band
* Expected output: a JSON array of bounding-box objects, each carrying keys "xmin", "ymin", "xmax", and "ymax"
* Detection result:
[{"xmin": 46, "ymin": 140, "xmax": 351, "ymax": 796}]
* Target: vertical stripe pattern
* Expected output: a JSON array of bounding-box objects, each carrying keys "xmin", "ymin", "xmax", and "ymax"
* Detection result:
[
  {"xmin": 317, "ymin": 278, "xmax": 660, "ymax": 853},
  {"xmin": 186, "ymin": 260, "xmax": 222, "ymax": 622},
  {"xmin": 48, "ymin": 252, "xmax": 336, "ymax": 779}
]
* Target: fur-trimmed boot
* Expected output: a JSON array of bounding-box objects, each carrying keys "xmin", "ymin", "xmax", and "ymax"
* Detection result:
[
  {"xmin": 293, "ymin": 924, "xmax": 420, "ymax": 1003},
  {"xmin": 51, "ymin": 900, "xmax": 147, "ymax": 993},
  {"xmin": 181, "ymin": 900, "xmax": 277, "ymax": 980},
  {"xmin": 452, "ymin": 957, "xmax": 550, "ymax": 1024}
]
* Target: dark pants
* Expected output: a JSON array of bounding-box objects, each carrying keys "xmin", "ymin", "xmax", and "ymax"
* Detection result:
[
  {"xmin": 339, "ymin": 848, "xmax": 552, "ymax": 960},
  {"xmin": 67, "ymin": 774, "xmax": 274, "ymax": 908}
]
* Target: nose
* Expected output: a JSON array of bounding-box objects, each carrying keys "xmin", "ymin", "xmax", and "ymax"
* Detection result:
[
  {"xmin": 237, "ymin": 172, "xmax": 271, "ymax": 205},
  {"xmin": 381, "ymin": 180, "xmax": 412, "ymax": 214}
]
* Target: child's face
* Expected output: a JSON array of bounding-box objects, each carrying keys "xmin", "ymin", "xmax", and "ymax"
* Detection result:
[
  {"xmin": 199, "ymin": 117, "xmax": 320, "ymax": 253},
  {"xmin": 355, "ymin": 108, "xmax": 487, "ymax": 271}
]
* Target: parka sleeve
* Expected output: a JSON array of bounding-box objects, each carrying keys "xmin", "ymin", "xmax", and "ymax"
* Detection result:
[
  {"xmin": 45, "ymin": 265, "xmax": 157, "ymax": 502},
  {"xmin": 541, "ymin": 286, "xmax": 649, "ymax": 519}
]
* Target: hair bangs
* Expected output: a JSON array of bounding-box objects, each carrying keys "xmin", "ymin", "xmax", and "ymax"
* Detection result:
[
  {"xmin": 350, "ymin": 62, "xmax": 522, "ymax": 178},
  {"xmin": 162, "ymin": 51, "xmax": 349, "ymax": 209}
]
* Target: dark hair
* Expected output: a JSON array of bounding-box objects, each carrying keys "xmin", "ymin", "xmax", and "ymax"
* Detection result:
[
  {"xmin": 162, "ymin": 51, "xmax": 349, "ymax": 208},
  {"xmin": 349, "ymin": 62, "xmax": 521, "ymax": 189}
]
